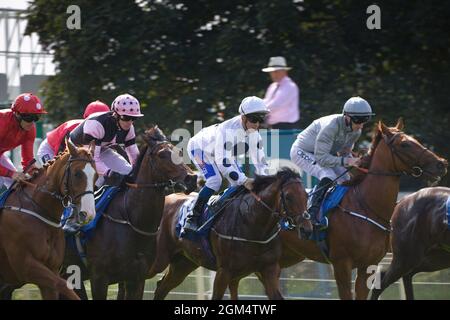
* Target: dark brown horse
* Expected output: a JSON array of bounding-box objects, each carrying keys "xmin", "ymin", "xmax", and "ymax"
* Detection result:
[
  {"xmin": 0, "ymin": 141, "xmax": 96, "ymax": 300},
  {"xmin": 371, "ymin": 186, "xmax": 450, "ymax": 300},
  {"xmin": 248, "ymin": 119, "xmax": 447, "ymax": 300},
  {"xmin": 148, "ymin": 168, "xmax": 312, "ymax": 299},
  {"xmin": 62, "ymin": 126, "xmax": 197, "ymax": 300}
]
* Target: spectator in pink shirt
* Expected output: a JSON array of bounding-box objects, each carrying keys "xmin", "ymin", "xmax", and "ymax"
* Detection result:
[{"xmin": 262, "ymin": 56, "xmax": 300, "ymax": 129}]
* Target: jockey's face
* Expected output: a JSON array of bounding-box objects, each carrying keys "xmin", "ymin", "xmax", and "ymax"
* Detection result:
[
  {"xmin": 345, "ymin": 115, "xmax": 366, "ymax": 131},
  {"xmin": 117, "ymin": 115, "xmax": 136, "ymax": 131},
  {"xmin": 242, "ymin": 115, "xmax": 262, "ymax": 132}
]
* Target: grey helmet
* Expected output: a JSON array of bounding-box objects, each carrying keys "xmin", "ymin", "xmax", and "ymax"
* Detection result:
[{"xmin": 342, "ymin": 97, "xmax": 375, "ymax": 116}]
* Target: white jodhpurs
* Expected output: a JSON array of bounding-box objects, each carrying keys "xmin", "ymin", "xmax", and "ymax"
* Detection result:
[
  {"xmin": 0, "ymin": 154, "xmax": 17, "ymax": 188},
  {"xmin": 37, "ymin": 138, "xmax": 55, "ymax": 165}
]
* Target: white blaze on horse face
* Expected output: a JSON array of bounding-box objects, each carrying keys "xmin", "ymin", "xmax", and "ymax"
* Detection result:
[{"xmin": 80, "ymin": 162, "xmax": 96, "ymax": 221}]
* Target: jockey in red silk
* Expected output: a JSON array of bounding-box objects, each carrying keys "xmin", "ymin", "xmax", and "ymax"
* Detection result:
[
  {"xmin": 0, "ymin": 93, "xmax": 46, "ymax": 188},
  {"xmin": 37, "ymin": 101, "xmax": 110, "ymax": 164}
]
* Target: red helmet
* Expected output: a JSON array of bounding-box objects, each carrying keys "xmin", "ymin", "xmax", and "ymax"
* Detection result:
[
  {"xmin": 11, "ymin": 93, "xmax": 47, "ymax": 114},
  {"xmin": 83, "ymin": 100, "xmax": 109, "ymax": 118}
]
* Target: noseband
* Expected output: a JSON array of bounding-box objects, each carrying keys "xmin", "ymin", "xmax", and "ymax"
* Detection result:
[{"xmin": 383, "ymin": 132, "xmax": 432, "ymax": 178}]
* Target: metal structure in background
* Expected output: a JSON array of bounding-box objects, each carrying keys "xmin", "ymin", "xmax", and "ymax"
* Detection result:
[{"xmin": 0, "ymin": 8, "xmax": 54, "ymax": 167}]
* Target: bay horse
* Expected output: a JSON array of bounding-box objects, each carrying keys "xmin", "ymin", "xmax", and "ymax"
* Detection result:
[
  {"xmin": 148, "ymin": 168, "xmax": 312, "ymax": 300},
  {"xmin": 62, "ymin": 126, "xmax": 197, "ymax": 300},
  {"xmin": 248, "ymin": 119, "xmax": 447, "ymax": 300},
  {"xmin": 0, "ymin": 141, "xmax": 96, "ymax": 300},
  {"xmin": 371, "ymin": 187, "xmax": 450, "ymax": 300}
]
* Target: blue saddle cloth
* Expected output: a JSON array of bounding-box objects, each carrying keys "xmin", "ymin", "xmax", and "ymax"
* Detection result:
[
  {"xmin": 176, "ymin": 186, "xmax": 241, "ymax": 266},
  {"xmin": 0, "ymin": 187, "xmax": 14, "ymax": 209},
  {"xmin": 310, "ymin": 184, "xmax": 350, "ymax": 241},
  {"xmin": 446, "ymin": 196, "xmax": 450, "ymax": 230},
  {"xmin": 65, "ymin": 185, "xmax": 120, "ymax": 252}
]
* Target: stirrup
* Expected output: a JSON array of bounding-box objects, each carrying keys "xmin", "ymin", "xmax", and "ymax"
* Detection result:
[{"xmin": 313, "ymin": 217, "xmax": 328, "ymax": 231}]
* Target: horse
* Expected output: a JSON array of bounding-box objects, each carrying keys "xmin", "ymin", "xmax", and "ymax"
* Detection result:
[
  {"xmin": 371, "ymin": 187, "xmax": 450, "ymax": 300},
  {"xmin": 61, "ymin": 126, "xmax": 197, "ymax": 300},
  {"xmin": 148, "ymin": 168, "xmax": 312, "ymax": 300},
  {"xmin": 251, "ymin": 119, "xmax": 447, "ymax": 300},
  {"xmin": 0, "ymin": 141, "xmax": 96, "ymax": 300}
]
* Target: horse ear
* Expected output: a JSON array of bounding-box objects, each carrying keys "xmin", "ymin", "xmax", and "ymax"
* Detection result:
[
  {"xmin": 66, "ymin": 138, "xmax": 78, "ymax": 156},
  {"xmin": 88, "ymin": 140, "xmax": 96, "ymax": 156},
  {"xmin": 378, "ymin": 121, "xmax": 391, "ymax": 136},
  {"xmin": 395, "ymin": 117, "xmax": 404, "ymax": 131}
]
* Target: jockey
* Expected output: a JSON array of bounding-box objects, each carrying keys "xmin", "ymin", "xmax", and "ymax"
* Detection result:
[
  {"xmin": 290, "ymin": 96, "xmax": 374, "ymax": 231},
  {"xmin": 69, "ymin": 93, "xmax": 143, "ymax": 188},
  {"xmin": 183, "ymin": 96, "xmax": 271, "ymax": 233},
  {"xmin": 37, "ymin": 100, "xmax": 110, "ymax": 165},
  {"xmin": 0, "ymin": 93, "xmax": 46, "ymax": 189}
]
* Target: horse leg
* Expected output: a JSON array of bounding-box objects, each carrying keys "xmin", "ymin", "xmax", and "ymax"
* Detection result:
[
  {"xmin": 370, "ymin": 258, "xmax": 411, "ymax": 300},
  {"xmin": 19, "ymin": 258, "xmax": 80, "ymax": 300},
  {"xmin": 259, "ymin": 264, "xmax": 284, "ymax": 300},
  {"xmin": 0, "ymin": 284, "xmax": 18, "ymax": 300},
  {"xmin": 212, "ymin": 268, "xmax": 232, "ymax": 300},
  {"xmin": 153, "ymin": 255, "xmax": 198, "ymax": 300},
  {"xmin": 402, "ymin": 272, "xmax": 415, "ymax": 300},
  {"xmin": 123, "ymin": 280, "xmax": 146, "ymax": 300},
  {"xmin": 355, "ymin": 267, "xmax": 370, "ymax": 300},
  {"xmin": 117, "ymin": 282, "xmax": 125, "ymax": 300},
  {"xmin": 332, "ymin": 259, "xmax": 353, "ymax": 300},
  {"xmin": 229, "ymin": 279, "xmax": 240, "ymax": 300},
  {"xmin": 90, "ymin": 275, "xmax": 109, "ymax": 300}
]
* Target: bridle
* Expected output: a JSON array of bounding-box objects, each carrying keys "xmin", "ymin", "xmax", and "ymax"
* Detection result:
[
  {"xmin": 20, "ymin": 156, "xmax": 95, "ymax": 208},
  {"xmin": 249, "ymin": 178, "xmax": 310, "ymax": 228},
  {"xmin": 381, "ymin": 132, "xmax": 432, "ymax": 178}
]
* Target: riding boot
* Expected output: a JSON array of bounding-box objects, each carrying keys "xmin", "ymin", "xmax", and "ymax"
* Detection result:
[
  {"xmin": 105, "ymin": 171, "xmax": 127, "ymax": 187},
  {"xmin": 308, "ymin": 177, "xmax": 333, "ymax": 232},
  {"xmin": 183, "ymin": 186, "xmax": 214, "ymax": 233}
]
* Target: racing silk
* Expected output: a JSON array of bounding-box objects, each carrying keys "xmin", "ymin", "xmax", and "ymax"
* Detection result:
[
  {"xmin": 293, "ymin": 114, "xmax": 361, "ymax": 167},
  {"xmin": 0, "ymin": 109, "xmax": 36, "ymax": 177},
  {"xmin": 69, "ymin": 111, "xmax": 139, "ymax": 174},
  {"xmin": 46, "ymin": 119, "xmax": 83, "ymax": 155},
  {"xmin": 190, "ymin": 115, "xmax": 270, "ymax": 185}
]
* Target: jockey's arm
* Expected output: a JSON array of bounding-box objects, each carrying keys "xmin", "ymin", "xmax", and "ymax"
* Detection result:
[
  {"xmin": 214, "ymin": 132, "xmax": 247, "ymax": 186},
  {"xmin": 124, "ymin": 126, "xmax": 139, "ymax": 166},
  {"xmin": 21, "ymin": 126, "xmax": 36, "ymax": 171},
  {"xmin": 314, "ymin": 125, "xmax": 344, "ymax": 168},
  {"xmin": 248, "ymin": 132, "xmax": 270, "ymax": 175}
]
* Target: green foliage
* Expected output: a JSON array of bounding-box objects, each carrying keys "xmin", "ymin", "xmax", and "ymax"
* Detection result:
[{"xmin": 26, "ymin": 0, "xmax": 449, "ymax": 185}]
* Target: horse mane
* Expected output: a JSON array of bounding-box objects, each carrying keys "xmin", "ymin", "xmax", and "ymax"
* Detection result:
[
  {"xmin": 129, "ymin": 125, "xmax": 168, "ymax": 181},
  {"xmin": 342, "ymin": 123, "xmax": 401, "ymax": 186},
  {"xmin": 252, "ymin": 167, "xmax": 302, "ymax": 194}
]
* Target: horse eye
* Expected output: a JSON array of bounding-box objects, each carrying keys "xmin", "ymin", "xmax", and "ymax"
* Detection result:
[{"xmin": 74, "ymin": 170, "xmax": 83, "ymax": 178}]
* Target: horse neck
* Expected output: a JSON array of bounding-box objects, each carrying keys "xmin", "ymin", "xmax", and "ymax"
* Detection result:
[
  {"xmin": 30, "ymin": 158, "xmax": 69, "ymax": 219},
  {"xmin": 125, "ymin": 155, "xmax": 165, "ymax": 230},
  {"xmin": 248, "ymin": 183, "xmax": 281, "ymax": 235},
  {"xmin": 356, "ymin": 140, "xmax": 400, "ymax": 221}
]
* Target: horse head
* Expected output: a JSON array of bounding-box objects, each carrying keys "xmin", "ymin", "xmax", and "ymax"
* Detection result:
[
  {"xmin": 134, "ymin": 125, "xmax": 197, "ymax": 194},
  {"xmin": 253, "ymin": 168, "xmax": 312, "ymax": 239},
  {"xmin": 376, "ymin": 118, "xmax": 447, "ymax": 185},
  {"xmin": 44, "ymin": 140, "xmax": 96, "ymax": 222}
]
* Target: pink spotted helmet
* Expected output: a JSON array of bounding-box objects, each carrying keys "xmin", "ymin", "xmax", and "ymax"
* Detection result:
[{"xmin": 111, "ymin": 93, "xmax": 144, "ymax": 117}]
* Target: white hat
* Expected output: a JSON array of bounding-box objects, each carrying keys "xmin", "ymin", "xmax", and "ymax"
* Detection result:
[
  {"xmin": 238, "ymin": 96, "xmax": 269, "ymax": 115},
  {"xmin": 262, "ymin": 56, "xmax": 292, "ymax": 72}
]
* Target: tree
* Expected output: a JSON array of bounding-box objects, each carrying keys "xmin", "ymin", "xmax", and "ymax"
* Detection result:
[{"xmin": 26, "ymin": 0, "xmax": 449, "ymax": 186}]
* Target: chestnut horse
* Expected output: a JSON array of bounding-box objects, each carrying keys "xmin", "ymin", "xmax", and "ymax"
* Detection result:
[
  {"xmin": 148, "ymin": 168, "xmax": 312, "ymax": 299},
  {"xmin": 371, "ymin": 187, "xmax": 450, "ymax": 300},
  {"xmin": 238, "ymin": 119, "xmax": 447, "ymax": 300},
  {"xmin": 62, "ymin": 126, "xmax": 197, "ymax": 300},
  {"xmin": 0, "ymin": 142, "xmax": 96, "ymax": 300}
]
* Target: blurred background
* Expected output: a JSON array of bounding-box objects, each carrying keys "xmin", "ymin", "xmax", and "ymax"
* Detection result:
[{"xmin": 1, "ymin": 0, "xmax": 449, "ymax": 299}]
